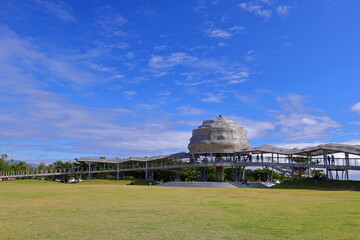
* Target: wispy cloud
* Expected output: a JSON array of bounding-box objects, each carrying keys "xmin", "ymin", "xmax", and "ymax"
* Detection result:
[
  {"xmin": 194, "ymin": 0, "xmax": 207, "ymax": 13},
  {"xmin": 222, "ymin": 70, "xmax": 250, "ymax": 84},
  {"xmin": 231, "ymin": 116, "xmax": 276, "ymax": 140},
  {"xmin": 32, "ymin": 0, "xmax": 75, "ymax": 22},
  {"xmin": 206, "ymin": 29, "xmax": 232, "ymax": 38},
  {"xmin": 231, "ymin": 93, "xmax": 341, "ymax": 141},
  {"xmin": 351, "ymin": 102, "xmax": 360, "ymax": 113},
  {"xmin": 92, "ymin": 4, "xmax": 129, "ymax": 51},
  {"xmin": 177, "ymin": 106, "xmax": 210, "ymax": 116},
  {"xmin": 149, "ymin": 53, "xmax": 198, "ymax": 69},
  {"xmin": 205, "ymin": 26, "xmax": 244, "ymax": 39},
  {"xmin": 123, "ymin": 91, "xmax": 137, "ymax": 96},
  {"xmin": 0, "ymin": 26, "xmax": 107, "ymax": 88},
  {"xmin": 156, "ymin": 90, "xmax": 172, "ymax": 96},
  {"xmin": 148, "ymin": 52, "xmax": 250, "ymax": 86},
  {"xmin": 201, "ymin": 93, "xmax": 224, "ymax": 103},
  {"xmin": 154, "ymin": 45, "xmax": 168, "ymax": 51},
  {"xmin": 239, "ymin": 2, "xmax": 272, "ymax": 20},
  {"xmin": 276, "ymin": 5, "xmax": 293, "ymax": 16},
  {"xmin": 274, "ymin": 94, "xmax": 340, "ymax": 141}
]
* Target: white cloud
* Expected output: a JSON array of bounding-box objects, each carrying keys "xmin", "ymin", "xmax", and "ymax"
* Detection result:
[
  {"xmin": 177, "ymin": 106, "xmax": 210, "ymax": 116},
  {"xmin": 148, "ymin": 52, "xmax": 250, "ymax": 86},
  {"xmin": 111, "ymin": 74, "xmax": 124, "ymax": 79},
  {"xmin": 201, "ymin": 93, "xmax": 223, "ymax": 103},
  {"xmin": 276, "ymin": 114, "xmax": 340, "ymax": 141},
  {"xmin": 0, "ymin": 90, "xmax": 194, "ymax": 157},
  {"xmin": 149, "ymin": 53, "xmax": 197, "ymax": 69},
  {"xmin": 154, "ymin": 45, "xmax": 167, "ymax": 51},
  {"xmin": 231, "ymin": 93, "xmax": 341, "ymax": 142},
  {"xmin": 205, "ymin": 26, "xmax": 244, "ymax": 39},
  {"xmin": 228, "ymin": 26, "xmax": 245, "ymax": 33},
  {"xmin": 231, "ymin": 116, "xmax": 276, "ymax": 140},
  {"xmin": 156, "ymin": 90, "xmax": 172, "ymax": 96},
  {"xmin": 239, "ymin": 2, "xmax": 272, "ymax": 20},
  {"xmin": 123, "ymin": 91, "xmax": 137, "ymax": 96},
  {"xmin": 222, "ymin": 70, "xmax": 250, "ymax": 84},
  {"xmin": 206, "ymin": 29, "xmax": 232, "ymax": 39},
  {"xmin": 33, "ymin": 0, "xmax": 75, "ymax": 22},
  {"xmin": 194, "ymin": 0, "xmax": 207, "ymax": 13},
  {"xmin": 276, "ymin": 5, "xmax": 293, "ymax": 16},
  {"xmin": 351, "ymin": 102, "xmax": 360, "ymax": 113},
  {"xmin": 93, "ymin": 4, "xmax": 129, "ymax": 48},
  {"xmin": 273, "ymin": 94, "xmax": 341, "ymax": 141},
  {"xmin": 0, "ymin": 26, "xmax": 107, "ymax": 90}
]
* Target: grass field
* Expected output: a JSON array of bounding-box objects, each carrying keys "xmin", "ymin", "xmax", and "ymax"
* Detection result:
[{"xmin": 1, "ymin": 180, "xmax": 360, "ymax": 240}]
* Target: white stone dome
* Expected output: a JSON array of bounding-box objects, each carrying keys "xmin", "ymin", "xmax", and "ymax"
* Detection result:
[{"xmin": 188, "ymin": 116, "xmax": 251, "ymax": 153}]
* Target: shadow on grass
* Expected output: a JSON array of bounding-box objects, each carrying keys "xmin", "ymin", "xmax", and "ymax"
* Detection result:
[
  {"xmin": 127, "ymin": 179, "xmax": 159, "ymax": 186},
  {"xmin": 81, "ymin": 178, "xmax": 159, "ymax": 186},
  {"xmin": 272, "ymin": 178, "xmax": 360, "ymax": 191}
]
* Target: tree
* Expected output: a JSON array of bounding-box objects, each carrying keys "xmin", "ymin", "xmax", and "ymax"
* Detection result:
[
  {"xmin": 37, "ymin": 162, "xmax": 47, "ymax": 171},
  {"xmin": 0, "ymin": 154, "xmax": 30, "ymax": 171}
]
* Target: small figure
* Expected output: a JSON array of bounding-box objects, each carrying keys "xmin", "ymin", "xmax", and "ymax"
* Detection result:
[
  {"xmin": 331, "ymin": 154, "xmax": 335, "ymax": 165},
  {"xmin": 256, "ymin": 155, "xmax": 260, "ymax": 162},
  {"xmin": 328, "ymin": 155, "xmax": 331, "ymax": 165}
]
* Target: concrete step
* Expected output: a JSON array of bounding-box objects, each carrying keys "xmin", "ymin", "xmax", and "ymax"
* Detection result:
[{"xmin": 156, "ymin": 181, "xmax": 274, "ymax": 188}]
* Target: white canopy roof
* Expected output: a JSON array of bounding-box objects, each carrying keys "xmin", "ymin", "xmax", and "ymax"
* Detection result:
[
  {"xmin": 78, "ymin": 152, "xmax": 189, "ymax": 164},
  {"xmin": 78, "ymin": 143, "xmax": 360, "ymax": 163}
]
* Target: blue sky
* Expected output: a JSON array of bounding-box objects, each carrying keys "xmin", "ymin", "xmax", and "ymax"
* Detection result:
[{"xmin": 1, "ymin": 0, "xmax": 360, "ymax": 164}]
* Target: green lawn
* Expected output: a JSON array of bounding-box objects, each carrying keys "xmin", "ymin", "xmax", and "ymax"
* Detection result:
[{"xmin": 0, "ymin": 180, "xmax": 359, "ymax": 240}]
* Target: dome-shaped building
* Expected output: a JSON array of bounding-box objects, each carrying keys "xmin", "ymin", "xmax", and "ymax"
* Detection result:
[{"xmin": 188, "ymin": 115, "xmax": 251, "ymax": 153}]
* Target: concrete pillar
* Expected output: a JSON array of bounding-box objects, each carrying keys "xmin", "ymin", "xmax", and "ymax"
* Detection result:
[
  {"xmin": 145, "ymin": 161, "xmax": 148, "ymax": 180},
  {"xmin": 87, "ymin": 162, "xmax": 92, "ymax": 179},
  {"xmin": 216, "ymin": 167, "xmax": 224, "ymax": 182},
  {"xmin": 290, "ymin": 155, "xmax": 295, "ymax": 180},
  {"xmin": 323, "ymin": 150, "xmax": 329, "ymax": 181},
  {"xmin": 345, "ymin": 153, "xmax": 350, "ymax": 180},
  {"xmin": 116, "ymin": 163, "xmax": 120, "ymax": 180}
]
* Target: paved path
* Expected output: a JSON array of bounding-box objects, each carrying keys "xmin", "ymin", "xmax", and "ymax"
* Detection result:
[{"xmin": 156, "ymin": 181, "xmax": 274, "ymax": 188}]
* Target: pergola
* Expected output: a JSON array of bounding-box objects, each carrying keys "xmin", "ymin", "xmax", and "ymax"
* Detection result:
[{"xmin": 75, "ymin": 143, "xmax": 360, "ymax": 182}]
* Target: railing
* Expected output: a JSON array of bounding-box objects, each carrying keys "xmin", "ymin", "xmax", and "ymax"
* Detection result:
[{"xmin": 1, "ymin": 157, "xmax": 360, "ymax": 178}]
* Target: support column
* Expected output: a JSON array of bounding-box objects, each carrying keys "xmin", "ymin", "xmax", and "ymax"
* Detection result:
[
  {"xmin": 116, "ymin": 163, "xmax": 120, "ymax": 180},
  {"xmin": 323, "ymin": 150, "xmax": 329, "ymax": 181},
  {"xmin": 345, "ymin": 153, "xmax": 350, "ymax": 181},
  {"xmin": 308, "ymin": 155, "xmax": 312, "ymax": 178},
  {"xmin": 145, "ymin": 161, "xmax": 149, "ymax": 180},
  {"xmin": 216, "ymin": 167, "xmax": 224, "ymax": 182},
  {"xmin": 87, "ymin": 162, "xmax": 92, "ymax": 180},
  {"xmin": 290, "ymin": 155, "xmax": 295, "ymax": 180}
]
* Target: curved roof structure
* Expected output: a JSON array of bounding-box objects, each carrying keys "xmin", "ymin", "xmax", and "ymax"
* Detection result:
[
  {"xmin": 78, "ymin": 143, "xmax": 360, "ymax": 164},
  {"xmin": 293, "ymin": 143, "xmax": 360, "ymax": 156},
  {"xmin": 78, "ymin": 152, "xmax": 189, "ymax": 164},
  {"xmin": 244, "ymin": 144, "xmax": 298, "ymax": 155}
]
